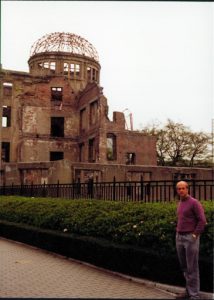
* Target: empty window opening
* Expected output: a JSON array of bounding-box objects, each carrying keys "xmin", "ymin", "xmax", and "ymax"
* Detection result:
[
  {"xmin": 50, "ymin": 151, "xmax": 64, "ymax": 161},
  {"xmin": 92, "ymin": 69, "xmax": 96, "ymax": 81},
  {"xmin": 50, "ymin": 62, "xmax": 56, "ymax": 70},
  {"xmin": 51, "ymin": 117, "xmax": 64, "ymax": 137},
  {"xmin": 64, "ymin": 63, "xmax": 81, "ymax": 78},
  {"xmin": 79, "ymin": 143, "xmax": 84, "ymax": 162},
  {"xmin": 76, "ymin": 64, "xmax": 80, "ymax": 77},
  {"xmin": 70, "ymin": 64, "xmax": 75, "ymax": 78},
  {"xmin": 2, "ymin": 106, "xmax": 11, "ymax": 127},
  {"xmin": 44, "ymin": 62, "xmax": 49, "ymax": 69},
  {"xmin": 1, "ymin": 142, "xmax": 10, "ymax": 162},
  {"xmin": 38, "ymin": 62, "xmax": 56, "ymax": 73},
  {"xmin": 90, "ymin": 101, "xmax": 98, "ymax": 125},
  {"xmin": 87, "ymin": 67, "xmax": 98, "ymax": 82},
  {"xmin": 87, "ymin": 67, "xmax": 91, "ymax": 80},
  {"xmin": 80, "ymin": 108, "xmax": 87, "ymax": 131},
  {"xmin": 3, "ymin": 82, "xmax": 13, "ymax": 97},
  {"xmin": 64, "ymin": 63, "xmax": 69, "ymax": 75},
  {"xmin": 106, "ymin": 134, "xmax": 117, "ymax": 160},
  {"xmin": 126, "ymin": 153, "xmax": 136, "ymax": 165},
  {"xmin": 51, "ymin": 87, "xmax": 63, "ymax": 101},
  {"xmin": 88, "ymin": 138, "xmax": 96, "ymax": 162}
]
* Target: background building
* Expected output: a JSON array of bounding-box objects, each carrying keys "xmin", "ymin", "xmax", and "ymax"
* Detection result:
[{"xmin": 0, "ymin": 32, "xmax": 166, "ymax": 185}]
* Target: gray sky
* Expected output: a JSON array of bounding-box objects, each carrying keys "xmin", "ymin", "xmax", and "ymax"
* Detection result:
[{"xmin": 1, "ymin": 1, "xmax": 214, "ymax": 133}]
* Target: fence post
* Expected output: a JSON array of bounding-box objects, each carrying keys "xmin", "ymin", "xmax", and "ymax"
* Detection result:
[
  {"xmin": 72, "ymin": 179, "xmax": 75, "ymax": 199},
  {"xmin": 113, "ymin": 176, "xmax": 116, "ymax": 201},
  {"xmin": 20, "ymin": 183, "xmax": 23, "ymax": 196},
  {"xmin": 11, "ymin": 182, "xmax": 14, "ymax": 195},
  {"xmin": 204, "ymin": 180, "xmax": 207, "ymax": 200},
  {"xmin": 3, "ymin": 182, "xmax": 6, "ymax": 195},
  {"xmin": 42, "ymin": 181, "xmax": 46, "ymax": 197},
  {"xmin": 146, "ymin": 182, "xmax": 151, "ymax": 202},
  {"xmin": 140, "ymin": 176, "xmax": 144, "ymax": 201},
  {"xmin": 30, "ymin": 181, "xmax": 34, "ymax": 197},
  {"xmin": 57, "ymin": 180, "xmax": 60, "ymax": 198},
  {"xmin": 192, "ymin": 179, "xmax": 196, "ymax": 198},
  {"xmin": 164, "ymin": 181, "xmax": 167, "ymax": 201},
  {"xmin": 87, "ymin": 178, "xmax": 94, "ymax": 199},
  {"xmin": 77, "ymin": 178, "xmax": 81, "ymax": 197},
  {"xmin": 173, "ymin": 179, "xmax": 178, "ymax": 198},
  {"xmin": 91, "ymin": 178, "xmax": 94, "ymax": 199}
]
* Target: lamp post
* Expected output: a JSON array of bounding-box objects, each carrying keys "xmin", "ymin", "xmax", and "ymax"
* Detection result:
[{"xmin": 212, "ymin": 119, "xmax": 214, "ymax": 180}]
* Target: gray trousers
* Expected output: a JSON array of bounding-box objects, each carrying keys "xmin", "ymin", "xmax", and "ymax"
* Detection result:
[{"xmin": 176, "ymin": 233, "xmax": 200, "ymax": 299}]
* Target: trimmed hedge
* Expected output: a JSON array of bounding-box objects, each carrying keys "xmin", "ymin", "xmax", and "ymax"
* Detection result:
[
  {"xmin": 0, "ymin": 196, "xmax": 213, "ymax": 291},
  {"xmin": 0, "ymin": 196, "xmax": 212, "ymax": 257}
]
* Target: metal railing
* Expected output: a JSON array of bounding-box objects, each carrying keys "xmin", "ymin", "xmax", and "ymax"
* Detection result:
[{"xmin": 0, "ymin": 179, "xmax": 213, "ymax": 202}]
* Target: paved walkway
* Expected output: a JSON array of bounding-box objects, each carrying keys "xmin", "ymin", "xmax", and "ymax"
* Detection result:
[{"xmin": 0, "ymin": 237, "xmax": 176, "ymax": 299}]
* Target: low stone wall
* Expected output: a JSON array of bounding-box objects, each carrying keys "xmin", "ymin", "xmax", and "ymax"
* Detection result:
[{"xmin": 0, "ymin": 160, "xmax": 213, "ymax": 185}]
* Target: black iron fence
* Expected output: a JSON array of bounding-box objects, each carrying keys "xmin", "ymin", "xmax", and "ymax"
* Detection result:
[{"xmin": 0, "ymin": 179, "xmax": 213, "ymax": 202}]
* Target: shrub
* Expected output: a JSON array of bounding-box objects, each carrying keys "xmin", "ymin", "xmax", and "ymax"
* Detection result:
[{"xmin": 0, "ymin": 196, "xmax": 212, "ymax": 258}]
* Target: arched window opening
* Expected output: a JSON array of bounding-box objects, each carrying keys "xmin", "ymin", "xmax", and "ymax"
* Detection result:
[{"xmin": 107, "ymin": 133, "xmax": 117, "ymax": 161}]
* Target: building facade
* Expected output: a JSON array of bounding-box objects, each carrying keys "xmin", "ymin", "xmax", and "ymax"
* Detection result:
[
  {"xmin": 1, "ymin": 32, "xmax": 213, "ymax": 186},
  {"xmin": 0, "ymin": 32, "xmax": 164, "ymax": 185}
]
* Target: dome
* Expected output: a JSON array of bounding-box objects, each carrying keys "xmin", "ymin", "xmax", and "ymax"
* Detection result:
[{"xmin": 30, "ymin": 32, "xmax": 99, "ymax": 62}]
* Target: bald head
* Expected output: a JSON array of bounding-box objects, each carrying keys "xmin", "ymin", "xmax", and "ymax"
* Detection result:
[
  {"xmin": 176, "ymin": 181, "xmax": 189, "ymax": 199},
  {"xmin": 176, "ymin": 181, "xmax": 188, "ymax": 189}
]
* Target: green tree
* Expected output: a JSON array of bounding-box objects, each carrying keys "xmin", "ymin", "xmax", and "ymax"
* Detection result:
[
  {"xmin": 185, "ymin": 131, "xmax": 211, "ymax": 167},
  {"xmin": 141, "ymin": 119, "xmax": 211, "ymax": 167}
]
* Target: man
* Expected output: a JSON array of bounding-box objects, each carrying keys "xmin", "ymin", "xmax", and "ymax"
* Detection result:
[{"xmin": 175, "ymin": 181, "xmax": 207, "ymax": 300}]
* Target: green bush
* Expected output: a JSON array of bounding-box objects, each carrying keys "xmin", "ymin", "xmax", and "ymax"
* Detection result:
[{"xmin": 0, "ymin": 196, "xmax": 213, "ymax": 258}]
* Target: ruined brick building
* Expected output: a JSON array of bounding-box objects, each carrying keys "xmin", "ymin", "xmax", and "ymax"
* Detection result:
[{"xmin": 0, "ymin": 32, "xmax": 212, "ymax": 185}]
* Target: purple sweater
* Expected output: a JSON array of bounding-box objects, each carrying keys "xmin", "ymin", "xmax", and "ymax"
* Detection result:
[{"xmin": 176, "ymin": 196, "xmax": 207, "ymax": 235}]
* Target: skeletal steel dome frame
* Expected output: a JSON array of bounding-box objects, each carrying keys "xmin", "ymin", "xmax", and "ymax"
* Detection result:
[{"xmin": 30, "ymin": 32, "xmax": 99, "ymax": 62}]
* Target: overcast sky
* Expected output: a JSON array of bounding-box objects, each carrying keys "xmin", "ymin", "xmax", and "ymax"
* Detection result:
[{"xmin": 1, "ymin": 1, "xmax": 214, "ymax": 133}]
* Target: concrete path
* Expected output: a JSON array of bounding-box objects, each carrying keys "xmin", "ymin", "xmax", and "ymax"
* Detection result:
[{"xmin": 0, "ymin": 237, "xmax": 177, "ymax": 299}]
